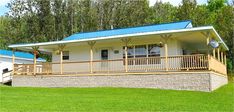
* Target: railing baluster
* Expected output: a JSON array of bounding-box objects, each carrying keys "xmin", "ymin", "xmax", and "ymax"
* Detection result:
[{"xmin": 13, "ymin": 54, "xmax": 225, "ymax": 75}]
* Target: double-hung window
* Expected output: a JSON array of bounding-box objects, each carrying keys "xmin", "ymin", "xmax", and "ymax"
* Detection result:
[
  {"xmin": 62, "ymin": 51, "xmax": 69, "ymax": 60},
  {"xmin": 148, "ymin": 44, "xmax": 161, "ymax": 64},
  {"xmin": 123, "ymin": 44, "xmax": 161, "ymax": 65},
  {"xmin": 135, "ymin": 45, "xmax": 147, "ymax": 65}
]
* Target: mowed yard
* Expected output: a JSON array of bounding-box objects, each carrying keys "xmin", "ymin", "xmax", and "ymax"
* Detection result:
[{"xmin": 0, "ymin": 83, "xmax": 233, "ymax": 112}]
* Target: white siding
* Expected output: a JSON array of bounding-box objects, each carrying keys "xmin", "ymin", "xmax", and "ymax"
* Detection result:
[
  {"xmin": 52, "ymin": 38, "xmax": 183, "ymax": 73},
  {"xmin": 0, "ymin": 56, "xmax": 39, "ymax": 82}
]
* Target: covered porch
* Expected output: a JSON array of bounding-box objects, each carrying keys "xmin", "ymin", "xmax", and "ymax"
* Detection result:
[
  {"xmin": 13, "ymin": 54, "xmax": 226, "ymax": 75},
  {"xmin": 10, "ymin": 26, "xmax": 228, "ymax": 76}
]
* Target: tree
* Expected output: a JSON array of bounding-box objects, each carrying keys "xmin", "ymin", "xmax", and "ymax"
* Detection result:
[
  {"xmin": 207, "ymin": 0, "xmax": 227, "ymax": 12},
  {"xmin": 0, "ymin": 0, "xmax": 233, "ymax": 72},
  {"xmin": 150, "ymin": 1, "xmax": 177, "ymax": 24},
  {"xmin": 176, "ymin": 0, "xmax": 197, "ymax": 23}
]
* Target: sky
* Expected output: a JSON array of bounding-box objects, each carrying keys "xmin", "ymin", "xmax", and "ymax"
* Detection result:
[
  {"xmin": 149, "ymin": 0, "xmax": 207, "ymax": 6},
  {"xmin": 0, "ymin": 0, "xmax": 229, "ymax": 16}
]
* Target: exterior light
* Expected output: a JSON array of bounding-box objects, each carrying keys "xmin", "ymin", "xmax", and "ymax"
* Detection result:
[{"xmin": 158, "ymin": 42, "xmax": 164, "ymax": 48}]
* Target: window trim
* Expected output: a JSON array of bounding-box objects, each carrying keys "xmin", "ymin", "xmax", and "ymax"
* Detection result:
[
  {"xmin": 123, "ymin": 44, "xmax": 161, "ymax": 65},
  {"xmin": 62, "ymin": 51, "xmax": 69, "ymax": 60}
]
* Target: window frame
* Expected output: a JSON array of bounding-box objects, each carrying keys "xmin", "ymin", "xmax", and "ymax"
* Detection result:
[
  {"xmin": 123, "ymin": 44, "xmax": 161, "ymax": 65},
  {"xmin": 62, "ymin": 51, "xmax": 69, "ymax": 60}
]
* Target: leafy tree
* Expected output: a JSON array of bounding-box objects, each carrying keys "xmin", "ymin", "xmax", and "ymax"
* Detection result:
[
  {"xmin": 0, "ymin": 0, "xmax": 233, "ymax": 72},
  {"xmin": 207, "ymin": 0, "xmax": 227, "ymax": 11},
  {"xmin": 176, "ymin": 0, "xmax": 197, "ymax": 24},
  {"xmin": 150, "ymin": 1, "xmax": 177, "ymax": 24}
]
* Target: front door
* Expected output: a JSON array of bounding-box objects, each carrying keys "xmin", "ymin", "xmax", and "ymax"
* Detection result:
[
  {"xmin": 101, "ymin": 49, "xmax": 109, "ymax": 68},
  {"xmin": 101, "ymin": 49, "xmax": 108, "ymax": 60}
]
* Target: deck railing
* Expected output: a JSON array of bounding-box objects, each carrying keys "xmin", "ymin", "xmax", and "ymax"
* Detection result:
[
  {"xmin": 13, "ymin": 54, "xmax": 226, "ymax": 75},
  {"xmin": 209, "ymin": 56, "xmax": 227, "ymax": 75}
]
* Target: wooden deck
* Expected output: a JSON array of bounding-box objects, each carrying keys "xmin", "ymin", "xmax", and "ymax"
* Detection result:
[{"xmin": 13, "ymin": 54, "xmax": 227, "ymax": 76}]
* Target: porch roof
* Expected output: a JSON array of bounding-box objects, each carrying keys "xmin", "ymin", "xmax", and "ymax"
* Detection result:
[
  {"xmin": 0, "ymin": 49, "xmax": 45, "ymax": 61},
  {"xmin": 8, "ymin": 21, "xmax": 229, "ymax": 51}
]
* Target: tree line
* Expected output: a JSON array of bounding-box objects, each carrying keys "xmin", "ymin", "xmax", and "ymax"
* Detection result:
[{"xmin": 0, "ymin": 0, "xmax": 233, "ymax": 72}]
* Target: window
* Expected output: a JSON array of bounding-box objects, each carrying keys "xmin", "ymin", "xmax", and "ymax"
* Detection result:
[
  {"xmin": 63, "ymin": 51, "xmax": 69, "ymax": 60},
  {"xmin": 148, "ymin": 44, "xmax": 160, "ymax": 57},
  {"xmin": 101, "ymin": 49, "xmax": 108, "ymax": 60},
  {"xmin": 135, "ymin": 45, "xmax": 147, "ymax": 65},
  {"xmin": 101, "ymin": 49, "xmax": 109, "ymax": 67},
  {"xmin": 135, "ymin": 45, "xmax": 146, "ymax": 57},
  {"xmin": 148, "ymin": 44, "xmax": 161, "ymax": 64},
  {"xmin": 122, "ymin": 44, "xmax": 161, "ymax": 65}
]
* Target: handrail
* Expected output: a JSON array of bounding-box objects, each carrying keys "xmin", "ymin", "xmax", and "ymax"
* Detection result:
[
  {"xmin": 209, "ymin": 56, "xmax": 227, "ymax": 75},
  {"xmin": 13, "ymin": 54, "xmax": 226, "ymax": 75}
]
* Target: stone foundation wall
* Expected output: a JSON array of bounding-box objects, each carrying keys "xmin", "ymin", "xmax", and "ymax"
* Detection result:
[
  {"xmin": 12, "ymin": 72, "xmax": 228, "ymax": 92},
  {"xmin": 210, "ymin": 73, "xmax": 228, "ymax": 91}
]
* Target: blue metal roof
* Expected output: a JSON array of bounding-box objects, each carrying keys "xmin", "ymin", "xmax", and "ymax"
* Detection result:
[
  {"xmin": 0, "ymin": 49, "xmax": 45, "ymax": 61},
  {"xmin": 64, "ymin": 20, "xmax": 192, "ymax": 41}
]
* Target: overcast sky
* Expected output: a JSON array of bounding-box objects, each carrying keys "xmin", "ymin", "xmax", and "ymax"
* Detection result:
[{"xmin": 0, "ymin": 0, "xmax": 229, "ymax": 16}]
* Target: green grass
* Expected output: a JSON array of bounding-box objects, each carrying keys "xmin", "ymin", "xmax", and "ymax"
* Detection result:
[
  {"xmin": 1, "ymin": 83, "xmax": 234, "ymax": 112},
  {"xmin": 228, "ymin": 73, "xmax": 234, "ymax": 82}
]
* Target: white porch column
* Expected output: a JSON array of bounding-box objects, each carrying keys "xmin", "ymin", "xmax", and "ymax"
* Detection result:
[
  {"xmin": 213, "ymin": 48, "xmax": 216, "ymax": 58},
  {"xmin": 160, "ymin": 35, "xmax": 171, "ymax": 71},
  {"xmin": 12, "ymin": 49, "xmax": 15, "ymax": 75},
  {"xmin": 224, "ymin": 53, "xmax": 227, "ymax": 65},
  {"xmin": 121, "ymin": 38, "xmax": 131, "ymax": 73},
  {"xmin": 88, "ymin": 41, "xmax": 96, "ymax": 74},
  {"xmin": 32, "ymin": 47, "xmax": 39, "ymax": 75},
  {"xmin": 217, "ymin": 48, "xmax": 220, "ymax": 61},
  {"xmin": 206, "ymin": 34, "xmax": 211, "ymax": 70},
  {"xmin": 90, "ymin": 46, "xmax": 93, "ymax": 73},
  {"xmin": 164, "ymin": 43, "xmax": 168, "ymax": 71},
  {"xmin": 206, "ymin": 33, "xmax": 211, "ymax": 56},
  {"xmin": 221, "ymin": 52, "xmax": 224, "ymax": 64},
  {"xmin": 33, "ymin": 51, "xmax": 37, "ymax": 75},
  {"xmin": 58, "ymin": 44, "xmax": 65, "ymax": 74},
  {"xmin": 60, "ymin": 50, "xmax": 63, "ymax": 74},
  {"xmin": 124, "ymin": 46, "xmax": 128, "ymax": 72}
]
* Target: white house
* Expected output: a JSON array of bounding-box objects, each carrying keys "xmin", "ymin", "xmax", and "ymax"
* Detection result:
[
  {"xmin": 8, "ymin": 21, "xmax": 229, "ymax": 91},
  {"xmin": 0, "ymin": 49, "xmax": 45, "ymax": 83}
]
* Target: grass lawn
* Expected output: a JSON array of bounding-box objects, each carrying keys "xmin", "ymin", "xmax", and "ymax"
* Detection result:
[{"xmin": 0, "ymin": 83, "xmax": 233, "ymax": 112}]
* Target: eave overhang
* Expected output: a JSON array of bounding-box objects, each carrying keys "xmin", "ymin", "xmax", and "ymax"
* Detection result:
[{"xmin": 8, "ymin": 26, "xmax": 229, "ymax": 51}]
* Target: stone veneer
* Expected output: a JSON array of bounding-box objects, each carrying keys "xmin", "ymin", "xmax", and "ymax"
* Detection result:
[{"xmin": 12, "ymin": 72, "xmax": 228, "ymax": 92}]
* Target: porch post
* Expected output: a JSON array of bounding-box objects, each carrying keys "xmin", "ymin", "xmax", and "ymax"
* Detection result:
[
  {"xmin": 33, "ymin": 51, "xmax": 37, "ymax": 75},
  {"xmin": 121, "ymin": 38, "xmax": 131, "ymax": 72},
  {"xmin": 32, "ymin": 46, "xmax": 39, "ymax": 75},
  {"xmin": 221, "ymin": 52, "xmax": 224, "ymax": 64},
  {"xmin": 88, "ymin": 41, "xmax": 96, "ymax": 74},
  {"xmin": 224, "ymin": 53, "xmax": 227, "ymax": 65},
  {"xmin": 164, "ymin": 43, "xmax": 168, "ymax": 71},
  {"xmin": 124, "ymin": 46, "xmax": 128, "ymax": 72},
  {"xmin": 206, "ymin": 32, "xmax": 211, "ymax": 55},
  {"xmin": 12, "ymin": 49, "xmax": 15, "ymax": 75},
  {"xmin": 90, "ymin": 46, "xmax": 93, "ymax": 73},
  {"xmin": 60, "ymin": 50, "xmax": 63, "ymax": 74},
  {"xmin": 160, "ymin": 35, "xmax": 171, "ymax": 71},
  {"xmin": 217, "ymin": 48, "xmax": 220, "ymax": 61},
  {"xmin": 213, "ymin": 48, "xmax": 216, "ymax": 58},
  {"xmin": 58, "ymin": 44, "xmax": 65, "ymax": 74}
]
